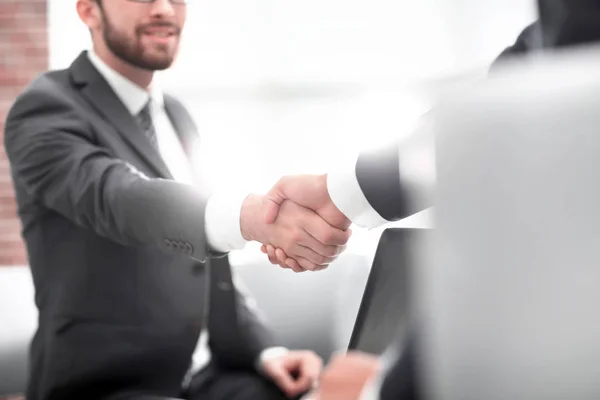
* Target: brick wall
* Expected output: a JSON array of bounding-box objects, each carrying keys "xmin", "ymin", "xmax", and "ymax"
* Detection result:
[{"xmin": 0, "ymin": 1, "xmax": 48, "ymax": 267}]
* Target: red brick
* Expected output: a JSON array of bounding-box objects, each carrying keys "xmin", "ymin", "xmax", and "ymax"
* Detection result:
[{"xmin": 0, "ymin": 0, "xmax": 47, "ymax": 267}]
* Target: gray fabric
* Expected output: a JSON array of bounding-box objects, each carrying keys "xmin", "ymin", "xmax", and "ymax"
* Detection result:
[
  {"xmin": 0, "ymin": 252, "xmax": 375, "ymax": 396},
  {"xmin": 4, "ymin": 69, "xmax": 209, "ymax": 262}
]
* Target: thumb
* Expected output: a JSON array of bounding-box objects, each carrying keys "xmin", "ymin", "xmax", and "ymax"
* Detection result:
[{"xmin": 263, "ymin": 179, "xmax": 289, "ymax": 224}]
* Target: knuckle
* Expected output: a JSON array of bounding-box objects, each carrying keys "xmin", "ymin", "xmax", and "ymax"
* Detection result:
[
  {"xmin": 317, "ymin": 230, "xmax": 333, "ymax": 244},
  {"xmin": 292, "ymin": 230, "xmax": 304, "ymax": 243}
]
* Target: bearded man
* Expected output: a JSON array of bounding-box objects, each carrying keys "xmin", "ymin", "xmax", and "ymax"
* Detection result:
[{"xmin": 2, "ymin": 1, "xmax": 354, "ymax": 399}]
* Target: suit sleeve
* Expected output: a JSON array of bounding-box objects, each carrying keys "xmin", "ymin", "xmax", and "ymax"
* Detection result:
[
  {"xmin": 4, "ymin": 76, "xmax": 210, "ymax": 262},
  {"xmin": 327, "ymin": 119, "xmax": 435, "ymax": 229}
]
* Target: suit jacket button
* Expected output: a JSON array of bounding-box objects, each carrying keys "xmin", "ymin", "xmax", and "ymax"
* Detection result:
[
  {"xmin": 164, "ymin": 239, "xmax": 172, "ymax": 247},
  {"xmin": 218, "ymin": 282, "xmax": 232, "ymax": 291}
]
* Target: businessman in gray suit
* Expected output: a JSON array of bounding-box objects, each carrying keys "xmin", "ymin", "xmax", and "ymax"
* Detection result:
[{"xmin": 3, "ymin": 1, "xmax": 351, "ymax": 399}]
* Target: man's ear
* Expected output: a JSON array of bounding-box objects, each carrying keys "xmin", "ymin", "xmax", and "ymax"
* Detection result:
[{"xmin": 76, "ymin": 0, "xmax": 102, "ymax": 32}]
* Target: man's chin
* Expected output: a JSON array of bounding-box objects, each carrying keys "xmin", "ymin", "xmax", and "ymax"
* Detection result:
[
  {"xmin": 145, "ymin": 60, "xmax": 174, "ymax": 71},
  {"xmin": 136, "ymin": 56, "xmax": 176, "ymax": 71}
]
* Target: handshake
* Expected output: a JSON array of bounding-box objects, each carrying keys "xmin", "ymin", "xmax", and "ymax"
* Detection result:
[{"xmin": 239, "ymin": 174, "xmax": 351, "ymax": 272}]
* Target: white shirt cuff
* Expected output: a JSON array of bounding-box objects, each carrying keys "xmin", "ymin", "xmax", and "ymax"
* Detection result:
[
  {"xmin": 326, "ymin": 153, "xmax": 389, "ymax": 229},
  {"xmin": 256, "ymin": 346, "xmax": 290, "ymax": 373},
  {"xmin": 204, "ymin": 192, "xmax": 250, "ymax": 253}
]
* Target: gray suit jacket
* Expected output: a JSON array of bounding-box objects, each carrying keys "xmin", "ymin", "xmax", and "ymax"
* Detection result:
[{"xmin": 4, "ymin": 51, "xmax": 275, "ymax": 400}]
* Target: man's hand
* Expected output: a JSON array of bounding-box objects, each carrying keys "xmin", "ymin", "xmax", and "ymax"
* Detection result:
[
  {"xmin": 240, "ymin": 194, "xmax": 349, "ymax": 272},
  {"xmin": 261, "ymin": 350, "xmax": 323, "ymax": 398},
  {"xmin": 263, "ymin": 174, "xmax": 350, "ymax": 229},
  {"xmin": 306, "ymin": 352, "xmax": 381, "ymax": 400},
  {"xmin": 260, "ymin": 174, "xmax": 351, "ymax": 271}
]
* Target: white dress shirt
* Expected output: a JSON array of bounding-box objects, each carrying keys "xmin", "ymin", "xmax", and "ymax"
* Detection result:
[
  {"xmin": 87, "ymin": 50, "xmax": 286, "ymax": 387},
  {"xmin": 327, "ymin": 119, "xmax": 435, "ymax": 233},
  {"xmin": 326, "ymin": 152, "xmax": 390, "ymax": 230}
]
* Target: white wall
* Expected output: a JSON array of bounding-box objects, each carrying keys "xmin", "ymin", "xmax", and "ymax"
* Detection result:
[
  {"xmin": 432, "ymin": 0, "xmax": 537, "ymax": 70},
  {"xmin": 49, "ymin": 0, "xmax": 537, "ymax": 79}
]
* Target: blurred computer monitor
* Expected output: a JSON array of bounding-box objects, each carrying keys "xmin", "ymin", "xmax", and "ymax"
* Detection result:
[{"xmin": 348, "ymin": 228, "xmax": 430, "ymax": 355}]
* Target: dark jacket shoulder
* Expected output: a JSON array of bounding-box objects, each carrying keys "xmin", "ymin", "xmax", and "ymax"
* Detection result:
[{"xmin": 490, "ymin": 21, "xmax": 541, "ymax": 71}]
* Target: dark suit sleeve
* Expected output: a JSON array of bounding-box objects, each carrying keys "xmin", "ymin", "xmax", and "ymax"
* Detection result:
[
  {"xmin": 490, "ymin": 22, "xmax": 540, "ymax": 72},
  {"xmin": 353, "ymin": 121, "xmax": 435, "ymax": 223},
  {"xmin": 4, "ymin": 76, "xmax": 210, "ymax": 262}
]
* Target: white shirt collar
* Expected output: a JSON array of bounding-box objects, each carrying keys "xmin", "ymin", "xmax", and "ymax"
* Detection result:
[{"xmin": 87, "ymin": 49, "xmax": 164, "ymax": 115}]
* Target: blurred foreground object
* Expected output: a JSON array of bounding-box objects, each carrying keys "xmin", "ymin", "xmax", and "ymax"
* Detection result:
[{"xmin": 422, "ymin": 42, "xmax": 600, "ymax": 400}]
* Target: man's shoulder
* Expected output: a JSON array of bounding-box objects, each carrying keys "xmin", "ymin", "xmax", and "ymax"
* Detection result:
[
  {"xmin": 22, "ymin": 68, "xmax": 71, "ymax": 100},
  {"xmin": 490, "ymin": 21, "xmax": 541, "ymax": 71},
  {"xmin": 6, "ymin": 68, "xmax": 75, "ymax": 122}
]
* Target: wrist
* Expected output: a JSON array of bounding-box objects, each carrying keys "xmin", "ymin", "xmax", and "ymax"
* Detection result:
[
  {"xmin": 257, "ymin": 346, "xmax": 290, "ymax": 374},
  {"xmin": 240, "ymin": 193, "xmax": 262, "ymax": 242}
]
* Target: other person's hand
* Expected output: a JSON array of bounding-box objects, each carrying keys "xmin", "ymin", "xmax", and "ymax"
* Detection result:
[
  {"xmin": 261, "ymin": 350, "xmax": 323, "ymax": 398},
  {"xmin": 241, "ymin": 194, "xmax": 349, "ymax": 272},
  {"xmin": 308, "ymin": 352, "xmax": 381, "ymax": 400},
  {"xmin": 260, "ymin": 174, "xmax": 351, "ymax": 271}
]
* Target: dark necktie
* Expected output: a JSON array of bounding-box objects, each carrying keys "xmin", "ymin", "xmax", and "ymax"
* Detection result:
[{"xmin": 136, "ymin": 100, "xmax": 159, "ymax": 151}]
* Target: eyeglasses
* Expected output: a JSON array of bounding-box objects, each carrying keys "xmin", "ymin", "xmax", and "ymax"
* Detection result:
[{"xmin": 126, "ymin": 0, "xmax": 188, "ymax": 4}]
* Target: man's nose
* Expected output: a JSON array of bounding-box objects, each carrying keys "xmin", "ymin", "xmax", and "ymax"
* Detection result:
[{"xmin": 149, "ymin": 0, "xmax": 177, "ymax": 18}]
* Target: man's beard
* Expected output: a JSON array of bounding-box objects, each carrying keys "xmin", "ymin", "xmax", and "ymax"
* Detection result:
[{"xmin": 100, "ymin": 10, "xmax": 179, "ymax": 71}]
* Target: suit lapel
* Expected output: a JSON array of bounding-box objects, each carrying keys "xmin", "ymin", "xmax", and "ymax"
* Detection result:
[
  {"xmin": 69, "ymin": 51, "xmax": 173, "ymax": 179},
  {"xmin": 163, "ymin": 94, "xmax": 200, "ymax": 179}
]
